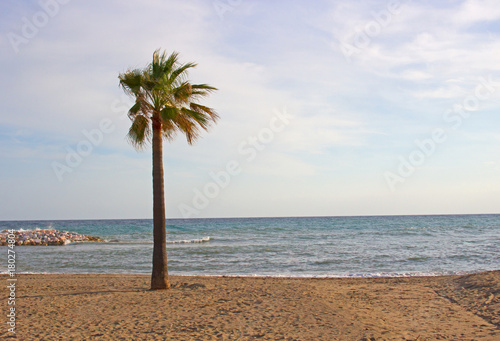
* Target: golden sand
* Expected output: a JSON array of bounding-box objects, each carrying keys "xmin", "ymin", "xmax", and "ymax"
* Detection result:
[{"xmin": 2, "ymin": 271, "xmax": 499, "ymax": 340}]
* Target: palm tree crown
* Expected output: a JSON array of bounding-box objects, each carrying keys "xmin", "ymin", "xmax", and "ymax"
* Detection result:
[{"xmin": 119, "ymin": 49, "xmax": 218, "ymax": 149}]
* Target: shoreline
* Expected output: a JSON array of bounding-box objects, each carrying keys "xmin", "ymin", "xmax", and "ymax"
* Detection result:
[
  {"xmin": 1, "ymin": 269, "xmax": 491, "ymax": 278},
  {"xmin": 2, "ymin": 270, "xmax": 499, "ymax": 340}
]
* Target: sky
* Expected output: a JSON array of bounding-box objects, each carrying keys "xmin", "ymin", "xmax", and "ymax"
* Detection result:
[{"xmin": 1, "ymin": 0, "xmax": 500, "ymax": 220}]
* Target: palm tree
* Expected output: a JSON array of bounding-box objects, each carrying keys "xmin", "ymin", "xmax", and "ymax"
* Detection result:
[{"xmin": 119, "ymin": 50, "xmax": 218, "ymax": 290}]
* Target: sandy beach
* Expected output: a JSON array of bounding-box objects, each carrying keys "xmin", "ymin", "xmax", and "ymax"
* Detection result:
[{"xmin": 2, "ymin": 271, "xmax": 499, "ymax": 340}]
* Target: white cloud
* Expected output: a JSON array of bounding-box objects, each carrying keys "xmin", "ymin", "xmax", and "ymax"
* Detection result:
[
  {"xmin": 400, "ymin": 69, "xmax": 434, "ymax": 81},
  {"xmin": 243, "ymin": 152, "xmax": 317, "ymax": 177},
  {"xmin": 412, "ymin": 84, "xmax": 467, "ymax": 99},
  {"xmin": 277, "ymin": 113, "xmax": 369, "ymax": 154},
  {"xmin": 454, "ymin": 0, "xmax": 500, "ymax": 24}
]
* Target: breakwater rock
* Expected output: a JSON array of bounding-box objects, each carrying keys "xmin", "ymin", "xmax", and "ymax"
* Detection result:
[{"xmin": 0, "ymin": 229, "xmax": 104, "ymax": 246}]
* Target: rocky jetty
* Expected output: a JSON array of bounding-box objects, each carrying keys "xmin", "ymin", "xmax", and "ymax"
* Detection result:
[{"xmin": 0, "ymin": 229, "xmax": 103, "ymax": 246}]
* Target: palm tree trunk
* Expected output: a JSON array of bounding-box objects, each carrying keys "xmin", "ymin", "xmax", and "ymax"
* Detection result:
[{"xmin": 150, "ymin": 112, "xmax": 170, "ymax": 290}]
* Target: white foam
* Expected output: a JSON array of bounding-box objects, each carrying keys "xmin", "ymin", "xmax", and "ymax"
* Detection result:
[{"xmin": 166, "ymin": 236, "xmax": 211, "ymax": 244}]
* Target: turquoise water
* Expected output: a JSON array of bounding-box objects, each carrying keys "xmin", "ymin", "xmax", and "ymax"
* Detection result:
[{"xmin": 1, "ymin": 215, "xmax": 499, "ymax": 277}]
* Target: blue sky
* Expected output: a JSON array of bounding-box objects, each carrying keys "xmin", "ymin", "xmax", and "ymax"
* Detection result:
[{"xmin": 1, "ymin": 0, "xmax": 500, "ymax": 220}]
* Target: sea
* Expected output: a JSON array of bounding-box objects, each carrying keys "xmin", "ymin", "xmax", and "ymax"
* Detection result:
[{"xmin": 1, "ymin": 214, "xmax": 499, "ymax": 277}]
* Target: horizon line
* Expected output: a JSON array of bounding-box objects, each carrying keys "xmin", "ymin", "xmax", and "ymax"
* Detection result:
[{"xmin": 1, "ymin": 212, "xmax": 499, "ymax": 222}]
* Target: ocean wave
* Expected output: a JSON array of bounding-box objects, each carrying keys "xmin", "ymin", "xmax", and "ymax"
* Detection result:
[
  {"xmin": 8, "ymin": 228, "xmax": 41, "ymax": 232},
  {"xmin": 6, "ymin": 227, "xmax": 56, "ymax": 232},
  {"xmin": 101, "ymin": 236, "xmax": 212, "ymax": 244},
  {"xmin": 0, "ymin": 271, "xmax": 51, "ymax": 275},
  {"xmin": 167, "ymin": 236, "xmax": 211, "ymax": 244}
]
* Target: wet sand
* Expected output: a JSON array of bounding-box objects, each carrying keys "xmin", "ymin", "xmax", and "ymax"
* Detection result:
[{"xmin": 1, "ymin": 270, "xmax": 499, "ymax": 340}]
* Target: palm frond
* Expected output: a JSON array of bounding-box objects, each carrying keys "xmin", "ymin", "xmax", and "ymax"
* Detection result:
[
  {"xmin": 119, "ymin": 70, "xmax": 144, "ymax": 96},
  {"xmin": 189, "ymin": 102, "xmax": 219, "ymax": 122},
  {"xmin": 191, "ymin": 83, "xmax": 218, "ymax": 92},
  {"xmin": 181, "ymin": 107, "xmax": 209, "ymax": 130},
  {"xmin": 173, "ymin": 82, "xmax": 192, "ymax": 103},
  {"xmin": 169, "ymin": 62, "xmax": 196, "ymax": 84},
  {"xmin": 129, "ymin": 101, "xmax": 141, "ymax": 115},
  {"xmin": 191, "ymin": 84, "xmax": 218, "ymax": 101},
  {"xmin": 173, "ymin": 113, "xmax": 200, "ymax": 145},
  {"xmin": 152, "ymin": 50, "xmax": 179, "ymax": 81},
  {"xmin": 160, "ymin": 106, "xmax": 178, "ymax": 121},
  {"xmin": 127, "ymin": 114, "xmax": 151, "ymax": 150},
  {"xmin": 161, "ymin": 120, "xmax": 177, "ymax": 142}
]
